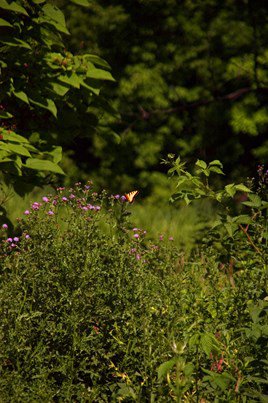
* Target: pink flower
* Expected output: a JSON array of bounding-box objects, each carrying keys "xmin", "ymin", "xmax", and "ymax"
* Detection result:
[
  {"xmin": 2, "ymin": 224, "xmax": 8, "ymax": 229},
  {"xmin": 134, "ymin": 233, "xmax": 139, "ymax": 239},
  {"xmin": 24, "ymin": 210, "xmax": 30, "ymax": 215},
  {"xmin": 169, "ymin": 236, "xmax": 174, "ymax": 241},
  {"xmin": 13, "ymin": 237, "xmax": 19, "ymax": 242},
  {"xmin": 133, "ymin": 227, "xmax": 139, "ymax": 231},
  {"xmin": 62, "ymin": 197, "xmax": 68, "ymax": 202},
  {"xmin": 42, "ymin": 196, "xmax": 49, "ymax": 202},
  {"xmin": 48, "ymin": 210, "xmax": 54, "ymax": 215},
  {"xmin": 159, "ymin": 235, "xmax": 164, "ymax": 241},
  {"xmin": 136, "ymin": 254, "xmax": 141, "ymax": 260}
]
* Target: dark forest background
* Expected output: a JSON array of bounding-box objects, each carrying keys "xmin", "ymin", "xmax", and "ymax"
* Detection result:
[{"xmin": 55, "ymin": 0, "xmax": 268, "ymax": 195}]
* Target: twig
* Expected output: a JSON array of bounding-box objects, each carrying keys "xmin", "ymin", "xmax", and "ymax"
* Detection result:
[{"xmin": 238, "ymin": 224, "xmax": 262, "ymax": 255}]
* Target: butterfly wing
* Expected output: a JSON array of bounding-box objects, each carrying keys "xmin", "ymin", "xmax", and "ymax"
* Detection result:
[{"xmin": 125, "ymin": 190, "xmax": 139, "ymax": 203}]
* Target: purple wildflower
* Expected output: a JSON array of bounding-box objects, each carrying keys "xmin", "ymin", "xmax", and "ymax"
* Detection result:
[
  {"xmin": 52, "ymin": 200, "xmax": 57, "ymax": 206},
  {"xmin": 121, "ymin": 195, "xmax": 126, "ymax": 202},
  {"xmin": 85, "ymin": 185, "xmax": 90, "ymax": 190},
  {"xmin": 13, "ymin": 237, "xmax": 19, "ymax": 242},
  {"xmin": 10, "ymin": 243, "xmax": 16, "ymax": 248},
  {"xmin": 25, "ymin": 234, "xmax": 30, "ymax": 239},
  {"xmin": 2, "ymin": 224, "xmax": 8, "ymax": 229},
  {"xmin": 24, "ymin": 210, "xmax": 30, "ymax": 215},
  {"xmin": 134, "ymin": 233, "xmax": 140, "ymax": 239},
  {"xmin": 69, "ymin": 194, "xmax": 76, "ymax": 199},
  {"xmin": 48, "ymin": 210, "xmax": 54, "ymax": 215},
  {"xmin": 82, "ymin": 206, "xmax": 88, "ymax": 211},
  {"xmin": 57, "ymin": 187, "xmax": 65, "ymax": 191},
  {"xmin": 136, "ymin": 254, "xmax": 141, "ymax": 260},
  {"xmin": 133, "ymin": 227, "xmax": 139, "ymax": 231},
  {"xmin": 114, "ymin": 194, "xmax": 120, "ymax": 199},
  {"xmin": 62, "ymin": 197, "xmax": 68, "ymax": 202},
  {"xmin": 169, "ymin": 236, "xmax": 174, "ymax": 241},
  {"xmin": 31, "ymin": 202, "xmax": 41, "ymax": 210},
  {"xmin": 159, "ymin": 235, "xmax": 164, "ymax": 241},
  {"xmin": 42, "ymin": 196, "xmax": 49, "ymax": 202},
  {"xmin": 7, "ymin": 238, "xmax": 13, "ymax": 243},
  {"xmin": 130, "ymin": 248, "xmax": 136, "ymax": 253},
  {"xmin": 95, "ymin": 206, "xmax": 101, "ymax": 211}
]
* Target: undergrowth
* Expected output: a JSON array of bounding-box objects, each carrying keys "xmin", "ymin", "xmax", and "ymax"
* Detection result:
[{"xmin": 0, "ymin": 170, "xmax": 267, "ymax": 402}]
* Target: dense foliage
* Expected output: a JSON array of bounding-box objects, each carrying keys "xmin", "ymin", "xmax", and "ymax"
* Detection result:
[
  {"xmin": 0, "ymin": 0, "xmax": 114, "ymax": 222},
  {"xmin": 0, "ymin": 176, "xmax": 267, "ymax": 401},
  {"xmin": 55, "ymin": 0, "xmax": 268, "ymax": 192}
]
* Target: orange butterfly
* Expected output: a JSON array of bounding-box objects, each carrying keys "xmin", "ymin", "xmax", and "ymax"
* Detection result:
[{"xmin": 125, "ymin": 190, "xmax": 139, "ymax": 203}]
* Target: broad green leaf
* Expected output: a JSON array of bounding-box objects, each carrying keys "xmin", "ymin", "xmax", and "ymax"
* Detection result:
[
  {"xmin": 81, "ymin": 79, "xmax": 100, "ymax": 95},
  {"xmin": 42, "ymin": 4, "xmax": 70, "ymax": 35},
  {"xmin": 58, "ymin": 73, "xmax": 81, "ymax": 89},
  {"xmin": 200, "ymin": 333, "xmax": 220, "ymax": 357},
  {"xmin": 209, "ymin": 160, "xmax": 223, "ymax": 167},
  {"xmin": 157, "ymin": 357, "xmax": 177, "ymax": 380},
  {"xmin": 3, "ymin": 143, "xmax": 31, "ymax": 157},
  {"xmin": 46, "ymin": 146, "xmax": 62, "ymax": 164},
  {"xmin": 195, "ymin": 159, "xmax": 207, "ymax": 169},
  {"xmin": 235, "ymin": 184, "xmax": 251, "ymax": 193},
  {"xmin": 0, "ymin": 0, "xmax": 28, "ymax": 16},
  {"xmin": 248, "ymin": 194, "xmax": 262, "ymax": 207},
  {"xmin": 2, "ymin": 131, "xmax": 29, "ymax": 143},
  {"xmin": 24, "ymin": 158, "xmax": 65, "ymax": 175},
  {"xmin": 209, "ymin": 166, "xmax": 224, "ymax": 175},
  {"xmin": 29, "ymin": 96, "xmax": 57, "ymax": 118},
  {"xmin": 71, "ymin": 0, "xmax": 90, "ymax": 6},
  {"xmin": 225, "ymin": 183, "xmax": 236, "ymax": 197},
  {"xmin": 184, "ymin": 362, "xmax": 194, "ymax": 377},
  {"xmin": 49, "ymin": 81, "xmax": 69, "ymax": 96},
  {"xmin": 32, "ymin": 0, "xmax": 46, "ymax": 3},
  {"xmin": 0, "ymin": 111, "xmax": 13, "ymax": 119},
  {"xmin": 233, "ymin": 215, "xmax": 253, "ymax": 225},
  {"xmin": 13, "ymin": 90, "xmax": 29, "ymax": 104},
  {"xmin": 86, "ymin": 67, "xmax": 115, "ymax": 81},
  {"xmin": 0, "ymin": 18, "xmax": 13, "ymax": 27},
  {"xmin": 0, "ymin": 36, "xmax": 31, "ymax": 50},
  {"xmin": 84, "ymin": 54, "xmax": 111, "ymax": 70}
]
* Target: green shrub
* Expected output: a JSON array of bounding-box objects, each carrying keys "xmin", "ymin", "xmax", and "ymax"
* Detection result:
[{"xmin": 0, "ymin": 179, "xmax": 267, "ymax": 401}]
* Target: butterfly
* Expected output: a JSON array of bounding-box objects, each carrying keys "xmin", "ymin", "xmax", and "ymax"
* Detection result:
[{"xmin": 125, "ymin": 190, "xmax": 139, "ymax": 203}]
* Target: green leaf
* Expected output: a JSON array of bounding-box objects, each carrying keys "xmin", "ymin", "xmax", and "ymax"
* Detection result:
[
  {"xmin": 200, "ymin": 333, "xmax": 220, "ymax": 357},
  {"xmin": 225, "ymin": 183, "xmax": 236, "ymax": 197},
  {"xmin": 0, "ymin": 18, "xmax": 13, "ymax": 27},
  {"xmin": 0, "ymin": 0, "xmax": 29, "ymax": 16},
  {"xmin": 0, "ymin": 36, "xmax": 31, "ymax": 50},
  {"xmin": 58, "ymin": 73, "xmax": 81, "ymax": 89},
  {"xmin": 46, "ymin": 146, "xmax": 62, "ymax": 164},
  {"xmin": 29, "ymin": 96, "xmax": 57, "ymax": 118},
  {"xmin": 32, "ymin": 0, "xmax": 46, "ymax": 3},
  {"xmin": 209, "ymin": 166, "xmax": 224, "ymax": 175},
  {"xmin": 84, "ymin": 54, "xmax": 111, "ymax": 70},
  {"xmin": 42, "ymin": 4, "xmax": 70, "ymax": 35},
  {"xmin": 2, "ymin": 143, "xmax": 31, "ymax": 157},
  {"xmin": 157, "ymin": 357, "xmax": 177, "ymax": 381},
  {"xmin": 71, "ymin": 0, "xmax": 90, "ymax": 6},
  {"xmin": 0, "ymin": 111, "xmax": 13, "ymax": 119},
  {"xmin": 195, "ymin": 159, "xmax": 207, "ymax": 169},
  {"xmin": 233, "ymin": 215, "xmax": 253, "ymax": 225},
  {"xmin": 209, "ymin": 160, "xmax": 223, "ymax": 167},
  {"xmin": 49, "ymin": 81, "xmax": 69, "ymax": 96},
  {"xmin": 86, "ymin": 66, "xmax": 115, "ymax": 81},
  {"xmin": 13, "ymin": 90, "xmax": 29, "ymax": 104},
  {"xmin": 24, "ymin": 158, "xmax": 65, "ymax": 175},
  {"xmin": 235, "ymin": 184, "xmax": 251, "ymax": 193},
  {"xmin": 2, "ymin": 131, "xmax": 29, "ymax": 143}
]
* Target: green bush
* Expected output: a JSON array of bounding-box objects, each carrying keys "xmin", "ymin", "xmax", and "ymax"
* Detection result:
[{"xmin": 0, "ymin": 179, "xmax": 267, "ymax": 401}]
